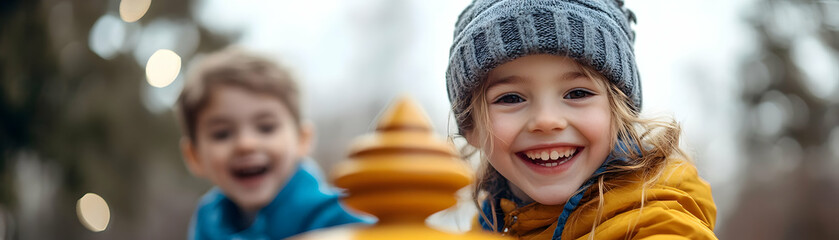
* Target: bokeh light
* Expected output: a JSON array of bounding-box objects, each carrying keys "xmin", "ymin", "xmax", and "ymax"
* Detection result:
[
  {"xmin": 790, "ymin": 35, "xmax": 839, "ymax": 101},
  {"xmin": 145, "ymin": 49, "xmax": 181, "ymax": 88},
  {"xmin": 755, "ymin": 100, "xmax": 785, "ymax": 137},
  {"xmin": 76, "ymin": 193, "xmax": 111, "ymax": 232},
  {"xmin": 120, "ymin": 0, "xmax": 152, "ymax": 23},
  {"xmin": 88, "ymin": 15, "xmax": 126, "ymax": 60}
]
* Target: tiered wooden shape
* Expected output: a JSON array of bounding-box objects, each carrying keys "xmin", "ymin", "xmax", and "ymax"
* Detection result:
[{"xmin": 291, "ymin": 96, "xmax": 506, "ymax": 240}]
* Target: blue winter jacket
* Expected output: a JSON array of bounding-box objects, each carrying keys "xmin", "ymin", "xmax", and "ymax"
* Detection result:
[{"xmin": 188, "ymin": 160, "xmax": 372, "ymax": 239}]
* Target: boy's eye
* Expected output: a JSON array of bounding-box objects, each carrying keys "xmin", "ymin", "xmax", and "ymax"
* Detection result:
[
  {"xmin": 493, "ymin": 94, "xmax": 525, "ymax": 104},
  {"xmin": 564, "ymin": 89, "xmax": 593, "ymax": 99},
  {"xmin": 257, "ymin": 123, "xmax": 276, "ymax": 134},
  {"xmin": 211, "ymin": 129, "xmax": 232, "ymax": 140}
]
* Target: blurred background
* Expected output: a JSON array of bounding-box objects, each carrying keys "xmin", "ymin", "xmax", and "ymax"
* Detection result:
[{"xmin": 1, "ymin": 0, "xmax": 838, "ymax": 239}]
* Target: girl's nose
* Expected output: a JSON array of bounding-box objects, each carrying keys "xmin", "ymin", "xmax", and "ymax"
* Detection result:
[{"xmin": 526, "ymin": 103, "xmax": 568, "ymax": 133}]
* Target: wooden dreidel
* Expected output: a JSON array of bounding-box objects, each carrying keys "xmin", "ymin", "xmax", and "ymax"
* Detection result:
[{"xmin": 290, "ymin": 96, "xmax": 507, "ymax": 240}]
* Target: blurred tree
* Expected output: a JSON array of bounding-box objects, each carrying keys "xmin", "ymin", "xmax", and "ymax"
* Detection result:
[
  {"xmin": 722, "ymin": 0, "xmax": 839, "ymax": 239},
  {"xmin": 1, "ymin": 0, "xmax": 231, "ymax": 239}
]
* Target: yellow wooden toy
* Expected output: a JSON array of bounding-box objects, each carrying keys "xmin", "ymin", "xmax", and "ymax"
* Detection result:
[{"xmin": 290, "ymin": 96, "xmax": 506, "ymax": 240}]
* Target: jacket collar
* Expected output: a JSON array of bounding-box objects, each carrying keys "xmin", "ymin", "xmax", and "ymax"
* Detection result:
[{"xmin": 193, "ymin": 159, "xmax": 334, "ymax": 239}]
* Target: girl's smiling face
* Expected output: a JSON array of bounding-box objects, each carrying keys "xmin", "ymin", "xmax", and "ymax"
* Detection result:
[{"xmin": 467, "ymin": 54, "xmax": 613, "ymax": 205}]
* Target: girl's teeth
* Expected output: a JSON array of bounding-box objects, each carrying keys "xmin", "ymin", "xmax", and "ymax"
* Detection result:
[
  {"xmin": 563, "ymin": 149, "xmax": 575, "ymax": 158},
  {"xmin": 524, "ymin": 148, "xmax": 577, "ymax": 161}
]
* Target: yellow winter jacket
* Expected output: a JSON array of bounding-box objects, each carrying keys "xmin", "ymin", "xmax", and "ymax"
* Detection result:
[{"xmin": 477, "ymin": 159, "xmax": 717, "ymax": 240}]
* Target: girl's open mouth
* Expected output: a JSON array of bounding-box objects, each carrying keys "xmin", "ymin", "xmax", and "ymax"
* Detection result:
[{"xmin": 516, "ymin": 146, "xmax": 582, "ymax": 167}]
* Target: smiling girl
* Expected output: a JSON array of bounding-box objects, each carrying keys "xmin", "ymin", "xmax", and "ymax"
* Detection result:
[{"xmin": 445, "ymin": 1, "xmax": 717, "ymax": 239}]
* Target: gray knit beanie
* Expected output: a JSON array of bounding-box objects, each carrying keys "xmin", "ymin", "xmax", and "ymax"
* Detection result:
[{"xmin": 446, "ymin": 0, "xmax": 641, "ymax": 116}]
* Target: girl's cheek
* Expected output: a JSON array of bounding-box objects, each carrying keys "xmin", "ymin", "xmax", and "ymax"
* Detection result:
[{"xmin": 593, "ymin": 109, "xmax": 613, "ymax": 143}]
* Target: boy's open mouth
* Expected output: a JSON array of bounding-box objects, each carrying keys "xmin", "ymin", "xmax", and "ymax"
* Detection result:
[
  {"xmin": 231, "ymin": 164, "xmax": 271, "ymax": 180},
  {"xmin": 516, "ymin": 146, "xmax": 582, "ymax": 167}
]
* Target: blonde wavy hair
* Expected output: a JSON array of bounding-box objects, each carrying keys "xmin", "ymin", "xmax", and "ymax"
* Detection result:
[{"xmin": 453, "ymin": 60, "xmax": 688, "ymax": 238}]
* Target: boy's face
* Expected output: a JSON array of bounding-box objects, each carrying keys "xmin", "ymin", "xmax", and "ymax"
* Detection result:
[
  {"xmin": 467, "ymin": 54, "xmax": 612, "ymax": 205},
  {"xmin": 183, "ymin": 86, "xmax": 312, "ymax": 213}
]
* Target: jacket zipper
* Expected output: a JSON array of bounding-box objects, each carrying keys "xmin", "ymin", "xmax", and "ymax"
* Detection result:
[{"xmin": 502, "ymin": 214, "xmax": 518, "ymax": 235}]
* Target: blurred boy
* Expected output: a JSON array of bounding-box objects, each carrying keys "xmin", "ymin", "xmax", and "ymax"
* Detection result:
[{"xmin": 176, "ymin": 48, "xmax": 369, "ymax": 239}]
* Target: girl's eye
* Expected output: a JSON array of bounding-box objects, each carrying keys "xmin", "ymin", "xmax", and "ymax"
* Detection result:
[
  {"xmin": 493, "ymin": 94, "xmax": 525, "ymax": 104},
  {"xmin": 257, "ymin": 123, "xmax": 276, "ymax": 134},
  {"xmin": 211, "ymin": 129, "xmax": 232, "ymax": 141},
  {"xmin": 565, "ymin": 89, "xmax": 594, "ymax": 99}
]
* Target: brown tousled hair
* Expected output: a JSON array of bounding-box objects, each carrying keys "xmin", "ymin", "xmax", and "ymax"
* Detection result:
[
  {"xmin": 176, "ymin": 47, "xmax": 301, "ymax": 141},
  {"xmin": 453, "ymin": 60, "xmax": 686, "ymax": 237}
]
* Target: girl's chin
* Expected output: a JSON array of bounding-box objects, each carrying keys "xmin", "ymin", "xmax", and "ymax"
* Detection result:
[
  {"xmin": 527, "ymin": 193, "xmax": 571, "ymax": 206},
  {"xmin": 536, "ymin": 198, "xmax": 568, "ymax": 206},
  {"xmin": 519, "ymin": 185, "xmax": 577, "ymax": 205}
]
